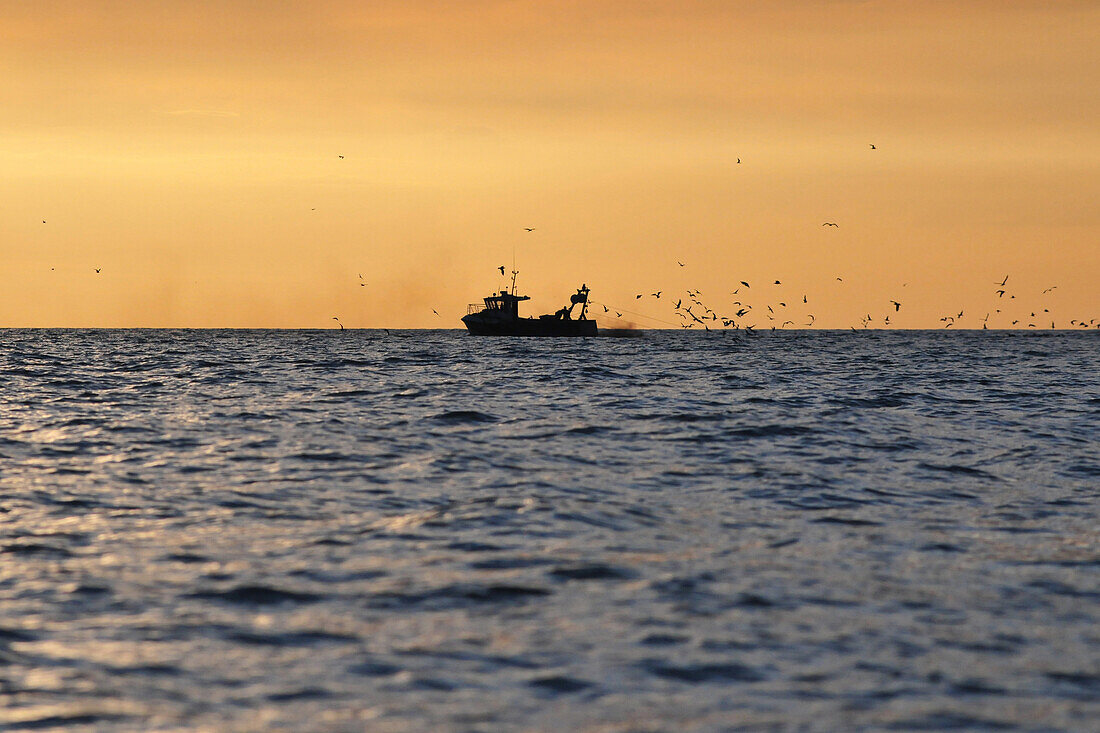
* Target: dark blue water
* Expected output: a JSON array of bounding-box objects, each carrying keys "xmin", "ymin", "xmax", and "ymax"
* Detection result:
[{"xmin": 1, "ymin": 330, "xmax": 1098, "ymax": 731}]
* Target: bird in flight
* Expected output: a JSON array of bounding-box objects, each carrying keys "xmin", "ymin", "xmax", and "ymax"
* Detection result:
[
  {"xmin": 996, "ymin": 290, "xmax": 1005, "ymax": 298},
  {"xmin": 603, "ymin": 306, "xmax": 609, "ymax": 313},
  {"xmin": 524, "ymin": 227, "xmax": 536, "ymax": 232},
  {"xmin": 869, "ymin": 144, "xmax": 876, "ymax": 149},
  {"xmin": 740, "ymin": 281, "xmax": 750, "ymax": 288},
  {"xmin": 774, "ymin": 280, "xmax": 781, "ymax": 285},
  {"xmin": 95, "ymin": 268, "xmax": 101, "ymax": 273},
  {"xmin": 42, "ymin": 220, "xmax": 47, "ymax": 224},
  {"xmin": 332, "ymin": 317, "xmax": 344, "ymax": 330},
  {"xmin": 498, "ymin": 265, "xmax": 506, "ymax": 275},
  {"xmin": 997, "ymin": 275, "xmax": 1008, "ymax": 287},
  {"xmin": 636, "ymin": 294, "xmax": 643, "ymax": 299},
  {"xmin": 615, "ymin": 311, "xmax": 622, "ymax": 317},
  {"xmin": 890, "ymin": 301, "xmax": 901, "ymax": 311},
  {"xmin": 836, "ymin": 277, "xmax": 843, "ymax": 282},
  {"xmin": 359, "ymin": 273, "xmax": 363, "ymax": 279},
  {"xmin": 1042, "ymin": 286, "xmax": 1057, "ymax": 294},
  {"xmin": 736, "ymin": 158, "xmax": 741, "ymax": 164},
  {"xmin": 822, "ymin": 222, "xmax": 839, "ymax": 227},
  {"xmin": 432, "ymin": 309, "xmax": 440, "ymax": 316},
  {"xmin": 677, "ymin": 260, "xmax": 685, "ymax": 267},
  {"xmin": 652, "ymin": 291, "xmax": 661, "ymax": 299},
  {"xmin": 338, "ymin": 155, "xmax": 344, "ymax": 159},
  {"xmin": 803, "ymin": 295, "xmax": 807, "ymax": 304}
]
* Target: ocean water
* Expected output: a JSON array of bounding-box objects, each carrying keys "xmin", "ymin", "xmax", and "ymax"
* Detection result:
[{"xmin": 1, "ymin": 329, "xmax": 1098, "ymax": 732}]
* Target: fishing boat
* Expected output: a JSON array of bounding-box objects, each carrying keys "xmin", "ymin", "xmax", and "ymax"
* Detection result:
[{"xmin": 463, "ymin": 272, "xmax": 597, "ymax": 336}]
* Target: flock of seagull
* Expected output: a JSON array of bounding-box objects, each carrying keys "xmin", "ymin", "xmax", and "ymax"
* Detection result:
[{"xmin": 589, "ymin": 267, "xmax": 1097, "ymax": 332}]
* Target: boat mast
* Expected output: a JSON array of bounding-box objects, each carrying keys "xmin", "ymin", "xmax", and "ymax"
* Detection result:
[{"xmin": 511, "ymin": 240, "xmax": 517, "ymax": 295}]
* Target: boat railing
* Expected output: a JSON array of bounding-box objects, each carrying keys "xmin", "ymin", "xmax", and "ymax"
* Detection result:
[{"xmin": 467, "ymin": 303, "xmax": 486, "ymax": 315}]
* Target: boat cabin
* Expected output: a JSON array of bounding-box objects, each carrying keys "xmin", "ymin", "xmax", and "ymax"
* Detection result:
[{"xmin": 470, "ymin": 291, "xmax": 530, "ymax": 319}]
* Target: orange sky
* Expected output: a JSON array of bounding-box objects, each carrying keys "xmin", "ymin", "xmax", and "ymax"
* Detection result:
[{"xmin": 2, "ymin": 0, "xmax": 1098, "ymax": 328}]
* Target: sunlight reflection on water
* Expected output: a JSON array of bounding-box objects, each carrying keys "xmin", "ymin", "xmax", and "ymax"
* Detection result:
[{"xmin": 0, "ymin": 329, "xmax": 1098, "ymax": 730}]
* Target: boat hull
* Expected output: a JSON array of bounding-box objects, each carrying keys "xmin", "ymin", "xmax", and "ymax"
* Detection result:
[{"xmin": 462, "ymin": 315, "xmax": 597, "ymax": 337}]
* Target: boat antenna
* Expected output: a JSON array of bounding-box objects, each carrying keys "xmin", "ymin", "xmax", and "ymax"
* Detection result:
[{"xmin": 511, "ymin": 240, "xmax": 517, "ymax": 294}]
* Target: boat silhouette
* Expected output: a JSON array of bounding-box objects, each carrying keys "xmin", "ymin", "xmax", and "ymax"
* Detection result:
[{"xmin": 463, "ymin": 272, "xmax": 597, "ymax": 337}]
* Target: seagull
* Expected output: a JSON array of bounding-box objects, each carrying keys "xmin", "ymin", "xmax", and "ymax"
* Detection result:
[
  {"xmin": 869, "ymin": 144, "xmax": 876, "ymax": 149},
  {"xmin": 332, "ymin": 317, "xmax": 344, "ymax": 330},
  {"xmin": 997, "ymin": 275, "xmax": 1008, "ymax": 287},
  {"xmin": 338, "ymin": 155, "xmax": 344, "ymax": 159},
  {"xmin": 1042, "ymin": 286, "xmax": 1057, "ymax": 294},
  {"xmin": 803, "ymin": 295, "xmax": 807, "ymax": 304},
  {"xmin": 652, "ymin": 291, "xmax": 661, "ymax": 299},
  {"xmin": 822, "ymin": 222, "xmax": 839, "ymax": 227},
  {"xmin": 836, "ymin": 277, "xmax": 843, "ymax": 282},
  {"xmin": 996, "ymin": 290, "xmax": 1005, "ymax": 298},
  {"xmin": 95, "ymin": 268, "xmax": 101, "ymax": 273},
  {"xmin": 736, "ymin": 158, "xmax": 741, "ymax": 164},
  {"xmin": 740, "ymin": 281, "xmax": 750, "ymax": 288},
  {"xmin": 603, "ymin": 306, "xmax": 609, "ymax": 312},
  {"xmin": 524, "ymin": 227, "xmax": 536, "ymax": 232},
  {"xmin": 432, "ymin": 309, "xmax": 440, "ymax": 316},
  {"xmin": 806, "ymin": 314, "xmax": 815, "ymax": 325},
  {"xmin": 615, "ymin": 311, "xmax": 622, "ymax": 317},
  {"xmin": 774, "ymin": 280, "xmax": 781, "ymax": 285},
  {"xmin": 890, "ymin": 301, "xmax": 901, "ymax": 311},
  {"xmin": 360, "ymin": 283, "xmax": 366, "ymax": 287},
  {"xmin": 674, "ymin": 299, "xmax": 681, "ymax": 309},
  {"xmin": 42, "ymin": 220, "xmax": 46, "ymax": 224},
  {"xmin": 498, "ymin": 265, "xmax": 506, "ymax": 275},
  {"xmin": 677, "ymin": 260, "xmax": 685, "ymax": 267},
  {"xmin": 359, "ymin": 273, "xmax": 363, "ymax": 279},
  {"xmin": 636, "ymin": 294, "xmax": 643, "ymax": 299}
]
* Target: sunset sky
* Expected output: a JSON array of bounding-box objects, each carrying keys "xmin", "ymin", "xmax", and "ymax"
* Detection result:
[{"xmin": 3, "ymin": 0, "xmax": 1098, "ymax": 328}]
